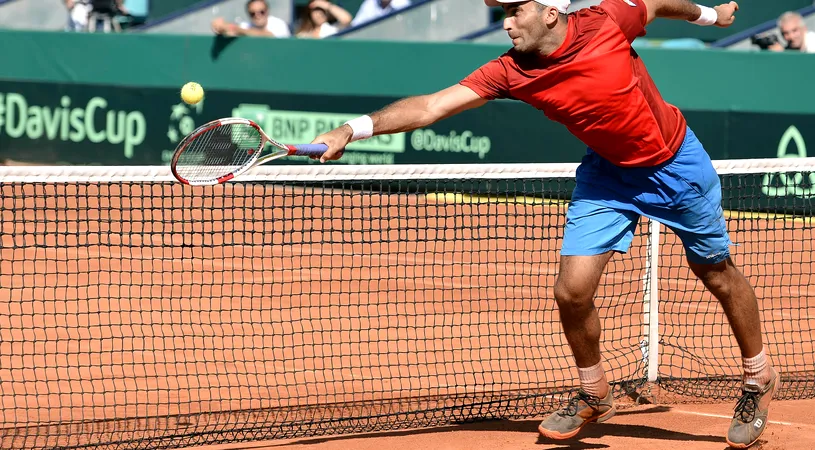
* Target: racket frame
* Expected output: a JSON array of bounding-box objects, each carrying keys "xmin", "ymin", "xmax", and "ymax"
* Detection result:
[{"xmin": 171, "ymin": 118, "xmax": 326, "ymax": 185}]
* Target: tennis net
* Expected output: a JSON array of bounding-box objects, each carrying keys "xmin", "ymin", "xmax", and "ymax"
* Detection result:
[{"xmin": 1, "ymin": 159, "xmax": 813, "ymax": 450}]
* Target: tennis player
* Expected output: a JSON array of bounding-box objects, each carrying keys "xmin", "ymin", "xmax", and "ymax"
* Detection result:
[{"xmin": 312, "ymin": 0, "xmax": 776, "ymax": 447}]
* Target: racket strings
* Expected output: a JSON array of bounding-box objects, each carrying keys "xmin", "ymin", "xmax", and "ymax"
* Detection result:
[{"xmin": 175, "ymin": 123, "xmax": 263, "ymax": 182}]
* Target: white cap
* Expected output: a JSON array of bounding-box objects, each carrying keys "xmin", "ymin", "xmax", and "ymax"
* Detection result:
[{"xmin": 484, "ymin": 0, "xmax": 570, "ymax": 14}]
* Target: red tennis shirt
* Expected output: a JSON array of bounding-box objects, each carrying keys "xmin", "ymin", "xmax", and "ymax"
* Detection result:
[{"xmin": 459, "ymin": 0, "xmax": 687, "ymax": 167}]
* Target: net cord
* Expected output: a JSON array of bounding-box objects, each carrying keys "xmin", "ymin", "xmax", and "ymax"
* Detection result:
[{"xmin": 0, "ymin": 157, "xmax": 814, "ymax": 183}]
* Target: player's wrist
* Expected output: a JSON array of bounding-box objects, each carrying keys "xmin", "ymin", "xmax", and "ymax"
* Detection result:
[
  {"xmin": 344, "ymin": 115, "xmax": 373, "ymax": 142},
  {"xmin": 340, "ymin": 124, "xmax": 354, "ymax": 141},
  {"xmin": 689, "ymin": 5, "xmax": 717, "ymax": 26}
]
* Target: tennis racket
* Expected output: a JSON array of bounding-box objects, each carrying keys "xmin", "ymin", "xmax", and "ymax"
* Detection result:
[{"xmin": 170, "ymin": 117, "xmax": 331, "ymax": 185}]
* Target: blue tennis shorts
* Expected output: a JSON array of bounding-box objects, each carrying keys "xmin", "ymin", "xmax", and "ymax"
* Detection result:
[{"xmin": 561, "ymin": 127, "xmax": 732, "ymax": 265}]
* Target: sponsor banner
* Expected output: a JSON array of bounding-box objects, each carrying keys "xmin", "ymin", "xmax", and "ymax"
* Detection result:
[
  {"xmin": 0, "ymin": 80, "xmax": 811, "ymax": 210},
  {"xmin": 759, "ymin": 125, "xmax": 813, "ymax": 198},
  {"xmin": 719, "ymin": 116, "xmax": 815, "ymax": 212},
  {"xmin": 0, "ymin": 80, "xmax": 580, "ymax": 166},
  {"xmin": 0, "ymin": 89, "xmax": 153, "ymax": 164}
]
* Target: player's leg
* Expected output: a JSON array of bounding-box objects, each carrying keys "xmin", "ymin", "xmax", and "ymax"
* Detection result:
[
  {"xmin": 686, "ymin": 257, "xmax": 778, "ymax": 446},
  {"xmin": 555, "ymin": 253, "xmax": 614, "ymax": 389},
  {"xmin": 687, "ymin": 257, "xmax": 765, "ymax": 367},
  {"xmin": 636, "ymin": 127, "xmax": 777, "ymax": 448},
  {"xmin": 677, "ymin": 218, "xmax": 777, "ymax": 448},
  {"xmin": 538, "ymin": 153, "xmax": 640, "ymax": 440},
  {"xmin": 539, "ymin": 251, "xmax": 620, "ymax": 440},
  {"xmin": 681, "ymin": 243, "xmax": 777, "ymax": 449}
]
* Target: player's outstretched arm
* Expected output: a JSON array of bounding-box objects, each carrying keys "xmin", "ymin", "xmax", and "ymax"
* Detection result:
[
  {"xmin": 311, "ymin": 84, "xmax": 487, "ymax": 162},
  {"xmin": 642, "ymin": 0, "xmax": 738, "ymax": 28}
]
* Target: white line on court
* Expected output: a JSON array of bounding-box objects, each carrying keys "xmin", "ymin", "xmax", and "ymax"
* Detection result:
[{"xmin": 671, "ymin": 409, "xmax": 808, "ymax": 427}]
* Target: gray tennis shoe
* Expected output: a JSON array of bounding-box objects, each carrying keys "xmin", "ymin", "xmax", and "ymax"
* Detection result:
[
  {"xmin": 726, "ymin": 368, "xmax": 780, "ymax": 449},
  {"xmin": 538, "ymin": 388, "xmax": 616, "ymax": 440}
]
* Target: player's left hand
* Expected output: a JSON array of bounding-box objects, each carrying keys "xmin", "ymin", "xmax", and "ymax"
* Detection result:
[{"xmin": 713, "ymin": 1, "xmax": 738, "ymax": 28}]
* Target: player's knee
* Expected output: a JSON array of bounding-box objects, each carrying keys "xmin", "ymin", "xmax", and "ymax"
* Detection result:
[
  {"xmin": 689, "ymin": 258, "xmax": 735, "ymax": 297},
  {"xmin": 553, "ymin": 280, "xmax": 595, "ymax": 315}
]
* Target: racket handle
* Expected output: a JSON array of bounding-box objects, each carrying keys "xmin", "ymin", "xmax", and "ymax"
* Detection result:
[{"xmin": 288, "ymin": 144, "xmax": 329, "ymax": 156}]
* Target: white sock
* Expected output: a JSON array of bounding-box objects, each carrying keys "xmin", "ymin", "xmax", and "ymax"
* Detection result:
[
  {"xmin": 578, "ymin": 362, "xmax": 608, "ymax": 398},
  {"xmin": 743, "ymin": 347, "xmax": 773, "ymax": 387}
]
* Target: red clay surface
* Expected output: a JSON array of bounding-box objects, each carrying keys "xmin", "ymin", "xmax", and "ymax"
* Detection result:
[
  {"xmin": 0, "ymin": 182, "xmax": 812, "ymax": 450},
  {"xmin": 197, "ymin": 398, "xmax": 815, "ymax": 450}
]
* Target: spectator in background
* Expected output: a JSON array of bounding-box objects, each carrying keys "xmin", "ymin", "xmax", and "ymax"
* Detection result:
[
  {"xmin": 350, "ymin": 0, "xmax": 411, "ymax": 27},
  {"xmin": 211, "ymin": 0, "xmax": 291, "ymax": 38},
  {"xmin": 295, "ymin": 0, "xmax": 352, "ymax": 38},
  {"xmin": 64, "ymin": 0, "xmax": 92, "ymax": 31},
  {"xmin": 87, "ymin": 0, "xmax": 128, "ymax": 32},
  {"xmin": 769, "ymin": 11, "xmax": 815, "ymax": 53}
]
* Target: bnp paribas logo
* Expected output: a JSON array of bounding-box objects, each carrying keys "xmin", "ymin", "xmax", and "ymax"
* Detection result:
[
  {"xmin": 163, "ymin": 100, "xmax": 204, "ymax": 163},
  {"xmin": 167, "ymin": 100, "xmax": 204, "ymax": 144}
]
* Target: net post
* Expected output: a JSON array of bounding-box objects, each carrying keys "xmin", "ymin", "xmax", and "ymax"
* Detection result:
[{"xmin": 645, "ymin": 219, "xmax": 661, "ymax": 383}]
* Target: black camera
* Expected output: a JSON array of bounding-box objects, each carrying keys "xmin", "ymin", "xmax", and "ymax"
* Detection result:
[{"xmin": 751, "ymin": 32, "xmax": 780, "ymax": 50}]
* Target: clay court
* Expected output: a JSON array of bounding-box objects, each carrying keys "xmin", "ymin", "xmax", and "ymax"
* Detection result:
[
  {"xmin": 205, "ymin": 398, "xmax": 815, "ymax": 450},
  {"xmin": 1, "ymin": 173, "xmax": 813, "ymax": 450}
]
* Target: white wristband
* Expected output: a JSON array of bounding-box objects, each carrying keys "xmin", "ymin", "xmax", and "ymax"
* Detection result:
[
  {"xmin": 344, "ymin": 115, "xmax": 373, "ymax": 142},
  {"xmin": 690, "ymin": 5, "xmax": 717, "ymax": 26}
]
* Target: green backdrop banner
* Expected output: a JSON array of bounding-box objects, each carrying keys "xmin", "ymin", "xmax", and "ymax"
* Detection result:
[
  {"xmin": 2, "ymin": 30, "xmax": 815, "ymax": 114},
  {"xmin": 146, "ymin": 0, "xmax": 202, "ymax": 22},
  {"xmin": 0, "ymin": 29, "xmax": 813, "ymax": 186},
  {"xmin": 1, "ymin": 80, "xmax": 813, "ymax": 168}
]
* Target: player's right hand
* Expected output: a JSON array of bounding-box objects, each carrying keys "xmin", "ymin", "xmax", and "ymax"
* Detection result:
[
  {"xmin": 713, "ymin": 1, "xmax": 738, "ymax": 28},
  {"xmin": 311, "ymin": 125, "xmax": 352, "ymax": 163}
]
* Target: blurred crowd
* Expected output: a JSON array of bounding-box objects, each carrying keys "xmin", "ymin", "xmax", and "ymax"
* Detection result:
[
  {"xmin": 211, "ymin": 0, "xmax": 412, "ymax": 39},
  {"xmin": 750, "ymin": 10, "xmax": 815, "ymax": 53},
  {"xmin": 65, "ymin": 0, "xmax": 129, "ymax": 32},
  {"xmin": 770, "ymin": 11, "xmax": 815, "ymax": 53},
  {"xmin": 62, "ymin": 1, "xmax": 815, "ymax": 50},
  {"xmin": 63, "ymin": 0, "xmax": 411, "ymax": 38}
]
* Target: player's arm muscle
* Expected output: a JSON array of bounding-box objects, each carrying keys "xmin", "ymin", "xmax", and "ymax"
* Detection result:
[
  {"xmin": 367, "ymin": 85, "xmax": 487, "ymax": 136},
  {"xmin": 642, "ymin": 0, "xmax": 701, "ymax": 24},
  {"xmin": 311, "ymin": 84, "xmax": 487, "ymax": 162},
  {"xmin": 644, "ymin": 0, "xmax": 737, "ymax": 25}
]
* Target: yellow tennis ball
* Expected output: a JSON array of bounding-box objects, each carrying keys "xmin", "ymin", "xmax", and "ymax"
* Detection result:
[{"xmin": 180, "ymin": 82, "xmax": 204, "ymax": 105}]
